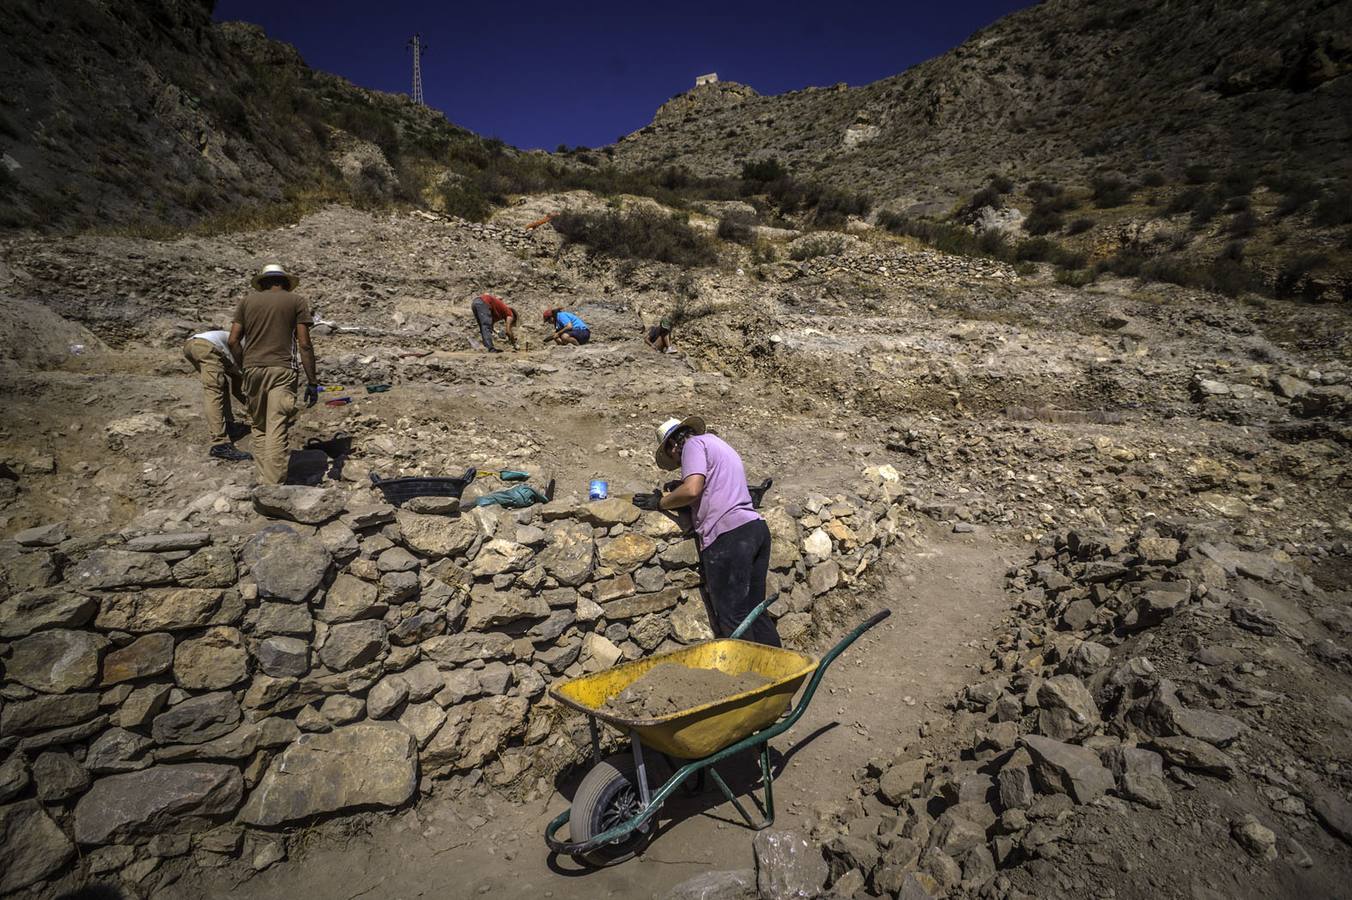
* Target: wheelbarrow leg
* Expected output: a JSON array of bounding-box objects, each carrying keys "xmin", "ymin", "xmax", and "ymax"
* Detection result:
[
  {"xmin": 630, "ymin": 730, "xmax": 654, "ymax": 833},
  {"xmin": 588, "ymin": 717, "xmax": 602, "ymax": 766},
  {"xmin": 707, "ymin": 741, "xmax": 775, "ymax": 831}
]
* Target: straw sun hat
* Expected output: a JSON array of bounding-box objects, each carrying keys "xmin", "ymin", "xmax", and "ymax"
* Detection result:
[
  {"xmin": 251, "ymin": 263, "xmax": 299, "ymax": 291},
  {"xmin": 654, "ymin": 415, "xmax": 706, "ymax": 470}
]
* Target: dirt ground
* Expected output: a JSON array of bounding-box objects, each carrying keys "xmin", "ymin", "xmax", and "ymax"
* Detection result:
[{"xmin": 165, "ymin": 528, "xmax": 1015, "ymax": 900}]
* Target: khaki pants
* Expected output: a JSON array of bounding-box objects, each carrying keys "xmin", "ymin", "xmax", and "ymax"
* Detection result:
[
  {"xmin": 183, "ymin": 339, "xmax": 242, "ymax": 445},
  {"xmin": 243, "ymin": 366, "xmax": 299, "ymax": 485}
]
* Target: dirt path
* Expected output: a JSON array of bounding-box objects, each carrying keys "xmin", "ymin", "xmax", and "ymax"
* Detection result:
[{"xmin": 191, "ymin": 526, "xmax": 1015, "ymax": 900}]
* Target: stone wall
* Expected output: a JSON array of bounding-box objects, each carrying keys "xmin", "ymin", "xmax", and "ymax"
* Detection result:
[{"xmin": 0, "ymin": 467, "xmax": 914, "ymax": 895}]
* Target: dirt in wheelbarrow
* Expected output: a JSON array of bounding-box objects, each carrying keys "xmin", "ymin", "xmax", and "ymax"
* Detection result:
[{"xmin": 603, "ymin": 663, "xmax": 772, "ymax": 719}]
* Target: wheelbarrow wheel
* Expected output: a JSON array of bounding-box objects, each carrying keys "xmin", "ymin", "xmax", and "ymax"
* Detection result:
[{"xmin": 569, "ymin": 754, "xmax": 656, "ymax": 866}]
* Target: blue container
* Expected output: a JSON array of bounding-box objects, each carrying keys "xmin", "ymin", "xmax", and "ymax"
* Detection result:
[{"xmin": 589, "ymin": 479, "xmax": 608, "ymax": 501}]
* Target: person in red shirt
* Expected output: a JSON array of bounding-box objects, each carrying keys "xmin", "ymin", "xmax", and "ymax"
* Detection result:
[{"xmin": 470, "ymin": 293, "xmax": 518, "ymax": 352}]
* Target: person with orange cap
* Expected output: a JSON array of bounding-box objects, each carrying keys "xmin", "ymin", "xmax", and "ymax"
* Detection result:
[{"xmin": 543, "ymin": 308, "xmax": 591, "ymax": 346}]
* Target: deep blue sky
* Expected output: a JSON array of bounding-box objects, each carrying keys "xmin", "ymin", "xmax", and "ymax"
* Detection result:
[{"xmin": 214, "ymin": 0, "xmax": 1033, "ymax": 150}]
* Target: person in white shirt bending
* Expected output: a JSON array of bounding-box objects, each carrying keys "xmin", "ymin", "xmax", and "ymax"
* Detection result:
[{"xmin": 182, "ymin": 329, "xmax": 252, "ymax": 462}]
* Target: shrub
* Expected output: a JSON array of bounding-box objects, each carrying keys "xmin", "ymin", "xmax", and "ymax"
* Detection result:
[
  {"xmin": 878, "ymin": 213, "xmax": 1015, "ymax": 263},
  {"xmin": 1183, "ymin": 163, "xmax": 1212, "ymax": 184},
  {"xmin": 968, "ymin": 185, "xmax": 1004, "ymax": 211},
  {"xmin": 740, "ymin": 157, "xmax": 788, "ymax": 184},
  {"xmin": 438, "ymin": 182, "xmax": 491, "ymax": 222},
  {"xmin": 1014, "ymin": 261, "xmax": 1037, "ymax": 276},
  {"xmin": 1055, "ymin": 268, "xmax": 1097, "ymax": 287},
  {"xmin": 1016, "ymin": 237, "xmax": 1087, "ymax": 269},
  {"xmin": 1275, "ymin": 253, "xmax": 1328, "ymax": 299},
  {"xmin": 1024, "ymin": 206, "xmax": 1065, "ymax": 235},
  {"xmin": 988, "ymin": 173, "xmax": 1014, "ymax": 193},
  {"xmin": 1228, "ymin": 210, "xmax": 1258, "ymax": 237},
  {"xmin": 1091, "ymin": 175, "xmax": 1132, "ymax": 208},
  {"xmin": 1027, "ymin": 181, "xmax": 1063, "ymax": 202},
  {"xmin": 717, "ymin": 212, "xmax": 757, "ymax": 245},
  {"xmin": 1313, "ymin": 189, "xmax": 1352, "ymax": 227},
  {"xmin": 1219, "ymin": 168, "xmax": 1257, "ymax": 198},
  {"xmin": 1140, "ymin": 171, "xmax": 1167, "ymax": 188},
  {"xmin": 551, "ymin": 209, "xmax": 718, "ymax": 266},
  {"xmin": 789, "ymin": 233, "xmax": 846, "ymax": 261},
  {"xmin": 1190, "ymin": 193, "xmax": 1221, "ymax": 226},
  {"xmin": 1166, "ymin": 187, "xmax": 1208, "ymax": 215},
  {"xmin": 1269, "ymin": 175, "xmax": 1320, "ymax": 217},
  {"xmin": 1066, "ymin": 217, "xmax": 1094, "ymax": 235}
]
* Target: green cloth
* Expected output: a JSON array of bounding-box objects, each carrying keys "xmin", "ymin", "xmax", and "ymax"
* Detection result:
[{"xmin": 472, "ymin": 484, "xmax": 550, "ymax": 509}]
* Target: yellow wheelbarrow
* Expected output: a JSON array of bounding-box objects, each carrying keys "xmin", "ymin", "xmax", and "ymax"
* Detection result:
[{"xmin": 544, "ymin": 601, "xmax": 891, "ymax": 866}]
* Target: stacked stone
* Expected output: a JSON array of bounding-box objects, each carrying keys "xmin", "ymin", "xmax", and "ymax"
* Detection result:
[
  {"xmin": 0, "ymin": 470, "xmax": 916, "ymax": 894},
  {"xmin": 815, "ymin": 521, "xmax": 1347, "ymax": 897}
]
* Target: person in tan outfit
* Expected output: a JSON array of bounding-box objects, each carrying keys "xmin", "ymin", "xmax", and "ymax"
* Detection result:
[
  {"xmin": 182, "ymin": 329, "xmax": 252, "ymax": 462},
  {"xmin": 227, "ymin": 264, "xmax": 319, "ymax": 484}
]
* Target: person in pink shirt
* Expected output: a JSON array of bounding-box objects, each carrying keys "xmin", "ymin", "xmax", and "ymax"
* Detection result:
[{"xmin": 633, "ymin": 415, "xmax": 781, "ymax": 646}]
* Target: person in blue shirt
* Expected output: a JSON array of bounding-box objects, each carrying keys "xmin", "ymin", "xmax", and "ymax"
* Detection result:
[{"xmin": 543, "ymin": 308, "xmax": 591, "ymax": 345}]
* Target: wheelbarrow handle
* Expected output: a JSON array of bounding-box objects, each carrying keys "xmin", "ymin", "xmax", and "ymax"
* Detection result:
[
  {"xmin": 779, "ymin": 608, "xmax": 891, "ymax": 732},
  {"xmin": 729, "ymin": 593, "xmax": 778, "ymax": 640}
]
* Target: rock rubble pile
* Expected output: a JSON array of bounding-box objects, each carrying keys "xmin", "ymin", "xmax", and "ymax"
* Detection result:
[{"xmin": 743, "ymin": 519, "xmax": 1352, "ymax": 899}]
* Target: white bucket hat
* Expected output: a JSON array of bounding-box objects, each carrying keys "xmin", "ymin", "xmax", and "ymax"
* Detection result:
[
  {"xmin": 654, "ymin": 415, "xmax": 706, "ymax": 470},
  {"xmin": 251, "ymin": 263, "xmax": 299, "ymax": 291}
]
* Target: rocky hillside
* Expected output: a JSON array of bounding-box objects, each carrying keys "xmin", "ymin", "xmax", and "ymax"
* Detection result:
[
  {"xmin": 610, "ymin": 0, "xmax": 1352, "ymax": 211},
  {"xmin": 0, "ymin": 0, "xmax": 494, "ymax": 231}
]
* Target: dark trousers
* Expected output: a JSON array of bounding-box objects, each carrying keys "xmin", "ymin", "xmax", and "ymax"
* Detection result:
[
  {"xmin": 471, "ymin": 298, "xmax": 495, "ymax": 350},
  {"xmin": 701, "ymin": 519, "xmax": 782, "ymax": 647}
]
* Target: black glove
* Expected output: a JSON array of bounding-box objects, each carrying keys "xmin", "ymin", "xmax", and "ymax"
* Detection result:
[
  {"xmin": 631, "ymin": 489, "xmax": 662, "ymax": 511},
  {"xmin": 304, "ymin": 384, "xmax": 319, "ymax": 408}
]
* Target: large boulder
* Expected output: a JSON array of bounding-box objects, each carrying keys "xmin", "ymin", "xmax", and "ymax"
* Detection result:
[
  {"xmin": 5, "ymin": 628, "xmax": 105, "ymax": 693},
  {"xmin": 151, "ymin": 692, "xmax": 241, "ymax": 745},
  {"xmin": 538, "ymin": 521, "xmax": 595, "ymax": 586},
  {"xmin": 0, "ymin": 693, "xmax": 100, "ymax": 736},
  {"xmin": 319, "ymin": 573, "xmax": 383, "ymax": 623},
  {"xmin": 422, "ymin": 696, "xmax": 529, "ymax": 773},
  {"xmin": 241, "ymin": 524, "xmax": 331, "ymax": 602},
  {"xmin": 0, "ymin": 800, "xmax": 75, "ymax": 892},
  {"xmin": 763, "ymin": 508, "xmax": 802, "ymax": 571},
  {"xmin": 599, "ymin": 533, "xmax": 658, "ymax": 572},
  {"xmin": 318, "ymin": 620, "xmax": 388, "ymax": 671},
  {"xmin": 102, "ymin": 632, "xmax": 175, "ymax": 684},
  {"xmin": 251, "ymin": 485, "xmax": 346, "ymax": 524},
  {"xmin": 1036, "ymin": 675, "xmax": 1100, "ymax": 742},
  {"xmin": 577, "ymin": 498, "xmax": 641, "ymax": 527},
  {"xmin": 240, "ymin": 724, "xmax": 417, "ymax": 826},
  {"xmin": 465, "ymin": 591, "xmax": 550, "ymax": 630},
  {"xmin": 1023, "ymin": 735, "xmax": 1114, "ymax": 803},
  {"xmin": 73, "ymin": 764, "xmax": 242, "ymax": 844},
  {"xmin": 94, "ymin": 588, "xmax": 224, "ymax": 632},
  {"xmin": 395, "ymin": 510, "xmax": 479, "ymax": 558},
  {"xmin": 69, "ymin": 550, "xmax": 171, "ymax": 589},
  {"xmin": 173, "ymin": 626, "xmax": 249, "ymax": 690},
  {"xmin": 754, "ymin": 828, "xmax": 828, "ymax": 900},
  {"xmin": 0, "ymin": 589, "xmax": 96, "ymax": 638}
]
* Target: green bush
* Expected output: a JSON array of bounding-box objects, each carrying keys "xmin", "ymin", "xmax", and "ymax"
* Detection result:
[
  {"xmin": 1024, "ymin": 206, "xmax": 1064, "ymax": 235},
  {"xmin": 1016, "ymin": 237, "xmax": 1087, "ymax": 269},
  {"xmin": 717, "ymin": 212, "xmax": 757, "ymax": 245},
  {"xmin": 1275, "ymin": 253, "xmax": 1328, "ymax": 299},
  {"xmin": 1066, "ymin": 217, "xmax": 1094, "ymax": 235},
  {"xmin": 879, "ymin": 212, "xmax": 1015, "ymax": 263},
  {"xmin": 1140, "ymin": 171, "xmax": 1167, "ymax": 188},
  {"xmin": 1055, "ymin": 268, "xmax": 1096, "ymax": 287},
  {"xmin": 988, "ymin": 173, "xmax": 1015, "ymax": 194},
  {"xmin": 1183, "ymin": 164, "xmax": 1212, "ymax": 184},
  {"xmin": 1091, "ymin": 175, "xmax": 1132, "ymax": 208},
  {"xmin": 438, "ymin": 182, "xmax": 492, "ymax": 222},
  {"xmin": 1313, "ymin": 189, "xmax": 1352, "ymax": 227},
  {"xmin": 1228, "ymin": 210, "xmax": 1258, "ymax": 237},
  {"xmin": 789, "ymin": 233, "xmax": 847, "ymax": 261},
  {"xmin": 552, "ymin": 209, "xmax": 718, "ymax": 266},
  {"xmin": 968, "ymin": 186, "xmax": 1004, "ymax": 210},
  {"xmin": 740, "ymin": 158, "xmax": 788, "ymax": 184},
  {"xmin": 1014, "ymin": 261, "xmax": 1037, "ymax": 276}
]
